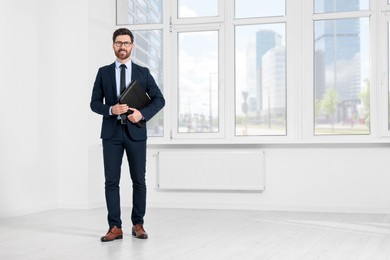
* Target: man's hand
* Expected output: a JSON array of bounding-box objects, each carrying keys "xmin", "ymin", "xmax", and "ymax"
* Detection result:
[
  {"xmin": 111, "ymin": 104, "xmax": 129, "ymax": 115},
  {"xmin": 127, "ymin": 108, "xmax": 143, "ymax": 123}
]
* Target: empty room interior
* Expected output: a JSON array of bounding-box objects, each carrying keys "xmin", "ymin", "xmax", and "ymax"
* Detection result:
[{"xmin": 0, "ymin": 0, "xmax": 389, "ymax": 259}]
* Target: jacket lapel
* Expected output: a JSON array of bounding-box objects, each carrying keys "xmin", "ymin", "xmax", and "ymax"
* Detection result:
[
  {"xmin": 108, "ymin": 62, "xmax": 117, "ymax": 101},
  {"xmin": 131, "ymin": 61, "xmax": 139, "ymax": 81}
]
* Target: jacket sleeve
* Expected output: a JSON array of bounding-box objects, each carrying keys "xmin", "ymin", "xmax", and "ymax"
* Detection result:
[
  {"xmin": 90, "ymin": 67, "xmax": 113, "ymax": 117},
  {"xmin": 138, "ymin": 67, "xmax": 165, "ymax": 121}
]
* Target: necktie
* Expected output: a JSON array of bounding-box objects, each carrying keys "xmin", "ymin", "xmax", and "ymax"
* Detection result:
[
  {"xmin": 120, "ymin": 64, "xmax": 127, "ymax": 94},
  {"xmin": 119, "ymin": 64, "xmax": 128, "ymax": 123}
]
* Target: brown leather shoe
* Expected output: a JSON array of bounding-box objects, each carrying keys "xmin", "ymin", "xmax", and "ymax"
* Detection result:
[
  {"xmin": 132, "ymin": 224, "xmax": 148, "ymax": 239},
  {"xmin": 101, "ymin": 226, "xmax": 123, "ymax": 242}
]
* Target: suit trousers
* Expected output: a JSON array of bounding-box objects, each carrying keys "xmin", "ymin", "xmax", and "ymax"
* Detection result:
[{"xmin": 102, "ymin": 121, "xmax": 147, "ymax": 229}]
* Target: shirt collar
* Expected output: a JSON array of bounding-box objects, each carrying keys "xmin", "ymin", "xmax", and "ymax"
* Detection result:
[{"xmin": 115, "ymin": 60, "xmax": 132, "ymax": 70}]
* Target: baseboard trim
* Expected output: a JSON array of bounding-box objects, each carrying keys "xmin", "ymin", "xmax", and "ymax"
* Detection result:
[
  {"xmin": 147, "ymin": 202, "xmax": 390, "ymax": 214},
  {"xmin": 58, "ymin": 202, "xmax": 105, "ymax": 209},
  {"xmin": 2, "ymin": 202, "xmax": 389, "ymax": 219}
]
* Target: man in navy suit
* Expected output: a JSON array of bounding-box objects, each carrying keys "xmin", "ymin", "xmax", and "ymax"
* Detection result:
[{"xmin": 90, "ymin": 28, "xmax": 165, "ymax": 241}]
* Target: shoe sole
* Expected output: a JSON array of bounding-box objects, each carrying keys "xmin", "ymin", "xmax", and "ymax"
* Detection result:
[
  {"xmin": 132, "ymin": 231, "xmax": 148, "ymax": 239},
  {"xmin": 101, "ymin": 235, "xmax": 123, "ymax": 242}
]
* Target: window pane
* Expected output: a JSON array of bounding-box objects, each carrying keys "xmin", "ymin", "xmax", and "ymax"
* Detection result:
[
  {"xmin": 389, "ymin": 24, "xmax": 390, "ymax": 130},
  {"xmin": 132, "ymin": 30, "xmax": 164, "ymax": 136},
  {"xmin": 117, "ymin": 0, "xmax": 162, "ymax": 25},
  {"xmin": 235, "ymin": 24, "xmax": 286, "ymax": 136},
  {"xmin": 178, "ymin": 31, "xmax": 219, "ymax": 133},
  {"xmin": 235, "ymin": 0, "xmax": 285, "ymax": 18},
  {"xmin": 314, "ymin": 0, "xmax": 369, "ymax": 13},
  {"xmin": 314, "ymin": 18, "xmax": 370, "ymax": 135},
  {"xmin": 178, "ymin": 0, "xmax": 218, "ymax": 18}
]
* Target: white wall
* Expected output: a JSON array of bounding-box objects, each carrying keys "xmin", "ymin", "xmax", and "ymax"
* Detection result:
[
  {"xmin": 87, "ymin": 0, "xmax": 117, "ymax": 208},
  {"xmin": 55, "ymin": 0, "xmax": 90, "ymax": 208},
  {"xmin": 145, "ymin": 144, "xmax": 390, "ymax": 214},
  {"xmin": 0, "ymin": 0, "xmax": 113, "ymax": 217},
  {"xmin": 1, "ymin": 0, "xmax": 389, "ymax": 218},
  {"xmin": 0, "ymin": 0, "xmax": 59, "ymax": 217}
]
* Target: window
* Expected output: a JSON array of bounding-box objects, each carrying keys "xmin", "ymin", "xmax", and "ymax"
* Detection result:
[
  {"xmin": 116, "ymin": 0, "xmax": 164, "ymax": 137},
  {"xmin": 387, "ymin": 24, "xmax": 390, "ymax": 131},
  {"xmin": 385, "ymin": 3, "xmax": 390, "ymax": 134},
  {"xmin": 171, "ymin": 1, "xmax": 223, "ymax": 139},
  {"xmin": 178, "ymin": 0, "xmax": 218, "ymax": 18},
  {"xmin": 117, "ymin": 0, "xmax": 162, "ymax": 24},
  {"xmin": 313, "ymin": 18, "xmax": 370, "ymax": 135},
  {"xmin": 116, "ymin": 0, "xmax": 390, "ymax": 143},
  {"xmin": 235, "ymin": 24, "xmax": 286, "ymax": 136},
  {"xmin": 234, "ymin": 1, "xmax": 286, "ymax": 136},
  {"xmin": 313, "ymin": 1, "xmax": 370, "ymax": 136},
  {"xmin": 314, "ymin": 0, "xmax": 369, "ymax": 13},
  {"xmin": 235, "ymin": 0, "xmax": 285, "ymax": 18},
  {"xmin": 177, "ymin": 31, "xmax": 219, "ymax": 133}
]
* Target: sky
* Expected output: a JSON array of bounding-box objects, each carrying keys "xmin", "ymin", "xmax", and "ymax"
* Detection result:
[{"xmin": 178, "ymin": 0, "xmax": 285, "ymax": 18}]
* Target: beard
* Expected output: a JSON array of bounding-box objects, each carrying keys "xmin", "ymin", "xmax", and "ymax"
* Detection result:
[{"xmin": 115, "ymin": 49, "xmax": 131, "ymax": 60}]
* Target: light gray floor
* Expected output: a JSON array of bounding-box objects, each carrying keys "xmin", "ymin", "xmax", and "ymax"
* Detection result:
[{"xmin": 0, "ymin": 207, "xmax": 389, "ymax": 260}]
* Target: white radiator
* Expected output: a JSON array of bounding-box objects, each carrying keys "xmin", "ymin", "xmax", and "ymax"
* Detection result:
[{"xmin": 156, "ymin": 150, "xmax": 265, "ymax": 191}]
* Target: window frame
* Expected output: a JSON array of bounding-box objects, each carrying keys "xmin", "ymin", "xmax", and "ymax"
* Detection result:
[
  {"xmin": 301, "ymin": 2, "xmax": 381, "ymax": 143},
  {"xmin": 232, "ymin": 20, "xmax": 289, "ymax": 139},
  {"xmin": 379, "ymin": 0, "xmax": 390, "ymax": 137},
  {"xmin": 169, "ymin": 0, "xmax": 226, "ymax": 140},
  {"xmin": 172, "ymin": 0, "xmax": 224, "ymax": 25},
  {"xmin": 115, "ymin": 0, "xmax": 390, "ymax": 144},
  {"xmin": 170, "ymin": 24, "xmax": 226, "ymax": 140},
  {"xmin": 115, "ymin": 0, "xmax": 169, "ymax": 143},
  {"xmin": 228, "ymin": 0, "xmax": 299, "ymax": 144}
]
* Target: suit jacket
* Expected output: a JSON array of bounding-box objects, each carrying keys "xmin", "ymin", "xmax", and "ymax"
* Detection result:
[{"xmin": 90, "ymin": 61, "xmax": 165, "ymax": 140}]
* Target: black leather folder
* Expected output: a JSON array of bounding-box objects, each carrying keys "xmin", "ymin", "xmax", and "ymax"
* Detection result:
[
  {"xmin": 119, "ymin": 80, "xmax": 151, "ymax": 109},
  {"xmin": 119, "ymin": 80, "xmax": 151, "ymax": 127}
]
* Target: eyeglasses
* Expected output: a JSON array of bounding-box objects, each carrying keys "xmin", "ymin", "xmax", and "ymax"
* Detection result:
[{"xmin": 114, "ymin": 41, "xmax": 133, "ymax": 47}]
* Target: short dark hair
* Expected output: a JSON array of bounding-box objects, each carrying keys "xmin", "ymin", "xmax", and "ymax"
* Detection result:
[{"xmin": 112, "ymin": 28, "xmax": 134, "ymax": 43}]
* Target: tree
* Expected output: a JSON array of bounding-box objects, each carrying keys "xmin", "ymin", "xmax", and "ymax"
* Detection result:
[
  {"xmin": 321, "ymin": 87, "xmax": 338, "ymax": 132},
  {"xmin": 314, "ymin": 99, "xmax": 322, "ymax": 127},
  {"xmin": 358, "ymin": 79, "xmax": 370, "ymax": 127}
]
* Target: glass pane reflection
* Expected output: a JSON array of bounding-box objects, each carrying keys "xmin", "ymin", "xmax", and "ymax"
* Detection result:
[
  {"xmin": 314, "ymin": 0, "xmax": 369, "ymax": 13},
  {"xmin": 178, "ymin": 31, "xmax": 219, "ymax": 133},
  {"xmin": 131, "ymin": 30, "xmax": 164, "ymax": 136},
  {"xmin": 235, "ymin": 0, "xmax": 285, "ymax": 18},
  {"xmin": 178, "ymin": 0, "xmax": 218, "ymax": 18},
  {"xmin": 117, "ymin": 0, "xmax": 163, "ymax": 25},
  {"xmin": 314, "ymin": 18, "xmax": 370, "ymax": 135},
  {"xmin": 235, "ymin": 24, "xmax": 286, "ymax": 136}
]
